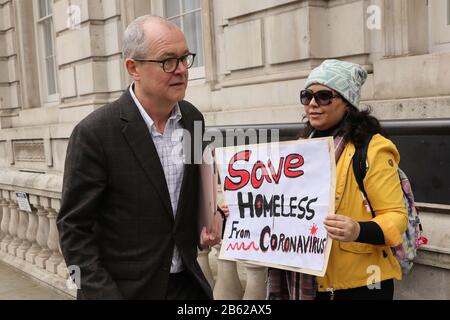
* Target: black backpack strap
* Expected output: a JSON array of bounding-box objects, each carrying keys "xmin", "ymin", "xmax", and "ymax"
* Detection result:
[
  {"xmin": 352, "ymin": 135, "xmax": 375, "ymax": 218},
  {"xmin": 352, "ymin": 135, "xmax": 389, "ymax": 257}
]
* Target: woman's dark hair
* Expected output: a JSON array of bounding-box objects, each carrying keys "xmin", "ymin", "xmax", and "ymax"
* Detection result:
[{"xmin": 301, "ymin": 100, "xmax": 387, "ymax": 147}]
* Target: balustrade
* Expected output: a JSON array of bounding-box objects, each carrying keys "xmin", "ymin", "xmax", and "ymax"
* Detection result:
[
  {"xmin": 25, "ymin": 195, "xmax": 42, "ymax": 264},
  {"xmin": 0, "ymin": 190, "xmax": 268, "ymax": 299},
  {"xmin": 198, "ymin": 247, "xmax": 215, "ymax": 289},
  {"xmin": 45, "ymin": 199, "xmax": 63, "ymax": 273},
  {"xmin": 34, "ymin": 197, "xmax": 51, "ymax": 269},
  {"xmin": 0, "ymin": 191, "xmax": 12, "ymax": 250},
  {"xmin": 7, "ymin": 197, "xmax": 21, "ymax": 256},
  {"xmin": 16, "ymin": 208, "xmax": 31, "ymax": 259},
  {"xmin": 213, "ymin": 244, "xmax": 244, "ymax": 299}
]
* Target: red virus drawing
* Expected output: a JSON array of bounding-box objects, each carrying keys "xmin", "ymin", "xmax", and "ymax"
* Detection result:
[{"xmin": 309, "ymin": 223, "xmax": 318, "ymax": 236}]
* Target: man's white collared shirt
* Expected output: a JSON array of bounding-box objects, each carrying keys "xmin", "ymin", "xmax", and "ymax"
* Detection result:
[{"xmin": 129, "ymin": 85, "xmax": 185, "ymax": 273}]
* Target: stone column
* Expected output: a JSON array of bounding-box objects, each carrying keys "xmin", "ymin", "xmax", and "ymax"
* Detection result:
[
  {"xmin": 16, "ymin": 208, "xmax": 31, "ymax": 259},
  {"xmin": 242, "ymin": 263, "xmax": 267, "ymax": 300},
  {"xmin": 0, "ymin": 191, "xmax": 12, "ymax": 252},
  {"xmin": 45, "ymin": 199, "xmax": 63, "ymax": 273},
  {"xmin": 35, "ymin": 196, "xmax": 51, "ymax": 268},
  {"xmin": 198, "ymin": 247, "xmax": 215, "ymax": 289},
  {"xmin": 213, "ymin": 244, "xmax": 243, "ymax": 299},
  {"xmin": 383, "ymin": 0, "xmax": 428, "ymax": 57},
  {"xmin": 7, "ymin": 197, "xmax": 21, "ymax": 256},
  {"xmin": 25, "ymin": 195, "xmax": 42, "ymax": 264}
]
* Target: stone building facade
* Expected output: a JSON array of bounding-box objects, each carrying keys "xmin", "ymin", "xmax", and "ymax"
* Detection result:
[{"xmin": 0, "ymin": 0, "xmax": 449, "ymax": 299}]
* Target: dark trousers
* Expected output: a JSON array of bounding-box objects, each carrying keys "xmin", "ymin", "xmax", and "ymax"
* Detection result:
[
  {"xmin": 165, "ymin": 270, "xmax": 210, "ymax": 300},
  {"xmin": 315, "ymin": 279, "xmax": 394, "ymax": 300}
]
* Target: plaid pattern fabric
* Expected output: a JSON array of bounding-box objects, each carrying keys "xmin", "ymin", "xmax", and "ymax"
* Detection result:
[
  {"xmin": 151, "ymin": 111, "xmax": 184, "ymax": 216},
  {"xmin": 267, "ymin": 134, "xmax": 347, "ymax": 300},
  {"xmin": 130, "ymin": 85, "xmax": 185, "ymax": 273}
]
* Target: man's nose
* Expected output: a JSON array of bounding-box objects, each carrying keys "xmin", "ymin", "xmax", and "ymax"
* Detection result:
[{"xmin": 173, "ymin": 60, "xmax": 188, "ymax": 75}]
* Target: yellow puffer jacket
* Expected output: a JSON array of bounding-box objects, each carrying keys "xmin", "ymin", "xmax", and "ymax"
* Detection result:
[{"xmin": 317, "ymin": 134, "xmax": 408, "ymax": 292}]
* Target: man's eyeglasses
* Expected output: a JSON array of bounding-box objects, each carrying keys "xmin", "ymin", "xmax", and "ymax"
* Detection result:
[
  {"xmin": 300, "ymin": 89, "xmax": 340, "ymax": 106},
  {"xmin": 133, "ymin": 53, "xmax": 196, "ymax": 73}
]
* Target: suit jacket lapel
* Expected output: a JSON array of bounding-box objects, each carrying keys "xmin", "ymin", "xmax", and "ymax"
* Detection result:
[
  {"xmin": 174, "ymin": 102, "xmax": 195, "ymax": 218},
  {"xmin": 119, "ymin": 90, "xmax": 173, "ymax": 218}
]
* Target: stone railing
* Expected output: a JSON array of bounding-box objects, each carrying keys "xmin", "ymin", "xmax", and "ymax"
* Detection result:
[
  {"xmin": 199, "ymin": 189, "xmax": 268, "ymax": 299},
  {"xmin": 198, "ymin": 245, "xmax": 267, "ymax": 300},
  {"xmin": 1, "ymin": 184, "xmax": 449, "ymax": 299},
  {"xmin": 0, "ymin": 188, "xmax": 75, "ymax": 297},
  {"xmin": 0, "ymin": 186, "xmax": 267, "ymax": 299}
]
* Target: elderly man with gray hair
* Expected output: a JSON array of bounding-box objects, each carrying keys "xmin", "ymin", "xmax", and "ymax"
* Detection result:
[{"xmin": 57, "ymin": 15, "xmax": 221, "ymax": 300}]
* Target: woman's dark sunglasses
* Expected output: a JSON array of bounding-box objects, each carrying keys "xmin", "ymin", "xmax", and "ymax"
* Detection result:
[{"xmin": 300, "ymin": 89, "xmax": 340, "ymax": 106}]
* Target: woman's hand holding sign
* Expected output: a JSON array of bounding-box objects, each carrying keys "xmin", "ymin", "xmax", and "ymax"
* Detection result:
[{"xmin": 324, "ymin": 214, "xmax": 360, "ymax": 242}]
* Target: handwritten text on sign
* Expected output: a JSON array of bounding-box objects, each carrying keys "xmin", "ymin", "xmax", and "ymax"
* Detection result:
[{"xmin": 216, "ymin": 138, "xmax": 335, "ymax": 275}]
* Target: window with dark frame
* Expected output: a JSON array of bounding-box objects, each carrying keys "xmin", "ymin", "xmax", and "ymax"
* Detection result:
[{"xmin": 164, "ymin": 0, "xmax": 204, "ymax": 69}]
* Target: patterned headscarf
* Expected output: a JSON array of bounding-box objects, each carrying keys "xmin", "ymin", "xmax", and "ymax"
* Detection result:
[{"xmin": 305, "ymin": 59, "xmax": 368, "ymax": 109}]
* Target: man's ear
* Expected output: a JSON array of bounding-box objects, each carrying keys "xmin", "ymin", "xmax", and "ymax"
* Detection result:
[{"xmin": 125, "ymin": 58, "xmax": 140, "ymax": 81}]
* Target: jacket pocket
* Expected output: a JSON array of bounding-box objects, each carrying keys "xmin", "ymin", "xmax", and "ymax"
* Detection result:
[
  {"xmin": 339, "ymin": 241, "xmax": 376, "ymax": 254},
  {"xmin": 103, "ymin": 261, "xmax": 142, "ymax": 280}
]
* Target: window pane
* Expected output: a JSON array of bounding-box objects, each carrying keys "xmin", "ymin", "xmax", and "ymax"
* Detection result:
[
  {"xmin": 183, "ymin": 0, "xmax": 201, "ymax": 12},
  {"xmin": 184, "ymin": 11, "xmax": 203, "ymax": 68},
  {"xmin": 38, "ymin": 0, "xmax": 47, "ymax": 18},
  {"xmin": 165, "ymin": 0, "xmax": 180, "ymax": 18},
  {"xmin": 168, "ymin": 16, "xmax": 182, "ymax": 29},
  {"xmin": 47, "ymin": 0, "xmax": 53, "ymax": 15},
  {"xmin": 448, "ymin": 0, "xmax": 450, "ymax": 25},
  {"xmin": 43, "ymin": 19, "xmax": 54, "ymax": 57},
  {"xmin": 45, "ymin": 57, "xmax": 57, "ymax": 95},
  {"xmin": 37, "ymin": 8, "xmax": 58, "ymax": 100}
]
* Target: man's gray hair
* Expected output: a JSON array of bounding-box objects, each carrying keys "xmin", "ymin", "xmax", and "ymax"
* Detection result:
[{"xmin": 122, "ymin": 15, "xmax": 175, "ymax": 59}]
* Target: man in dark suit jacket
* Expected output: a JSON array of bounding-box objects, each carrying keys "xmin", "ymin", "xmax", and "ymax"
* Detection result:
[{"xmin": 57, "ymin": 15, "xmax": 222, "ymax": 300}]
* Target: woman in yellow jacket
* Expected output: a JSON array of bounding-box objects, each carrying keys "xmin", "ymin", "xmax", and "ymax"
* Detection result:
[{"xmin": 267, "ymin": 59, "xmax": 407, "ymax": 300}]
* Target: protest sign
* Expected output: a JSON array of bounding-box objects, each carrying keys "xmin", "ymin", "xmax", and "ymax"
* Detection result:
[{"xmin": 216, "ymin": 137, "xmax": 335, "ymax": 276}]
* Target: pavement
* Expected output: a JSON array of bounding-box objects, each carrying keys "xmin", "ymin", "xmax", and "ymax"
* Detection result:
[{"xmin": 0, "ymin": 262, "xmax": 73, "ymax": 300}]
